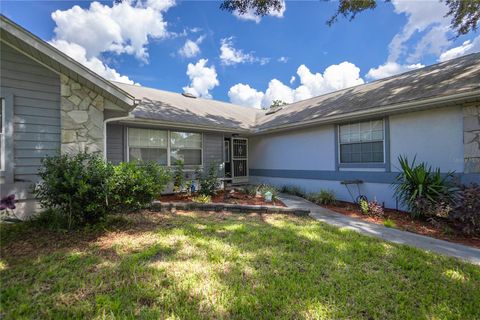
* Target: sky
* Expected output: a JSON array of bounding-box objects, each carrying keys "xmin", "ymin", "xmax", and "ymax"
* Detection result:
[{"xmin": 1, "ymin": 0, "xmax": 479, "ymax": 109}]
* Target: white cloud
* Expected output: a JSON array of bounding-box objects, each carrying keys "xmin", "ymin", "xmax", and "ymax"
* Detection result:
[
  {"xmin": 178, "ymin": 35, "xmax": 205, "ymax": 58},
  {"xmin": 278, "ymin": 56, "xmax": 289, "ymax": 63},
  {"xmin": 228, "ymin": 61, "xmax": 364, "ymax": 108},
  {"xmin": 51, "ymin": 0, "xmax": 175, "ymax": 62},
  {"xmin": 289, "ymin": 76, "xmax": 296, "ymax": 84},
  {"xmin": 49, "ymin": 1, "xmax": 175, "ymax": 83},
  {"xmin": 228, "ymin": 83, "xmax": 264, "ymax": 109},
  {"xmin": 50, "ymin": 40, "xmax": 136, "ymax": 84},
  {"xmin": 366, "ymin": 61, "xmax": 424, "ymax": 80},
  {"xmin": 233, "ymin": 0, "xmax": 286, "ymax": 23},
  {"xmin": 183, "ymin": 59, "xmax": 219, "ymax": 99},
  {"xmin": 219, "ymin": 37, "xmax": 269, "ymax": 66},
  {"xmin": 438, "ymin": 36, "xmax": 480, "ymax": 62}
]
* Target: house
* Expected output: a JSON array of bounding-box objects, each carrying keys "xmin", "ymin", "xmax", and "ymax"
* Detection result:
[{"xmin": 1, "ymin": 15, "xmax": 479, "ymax": 218}]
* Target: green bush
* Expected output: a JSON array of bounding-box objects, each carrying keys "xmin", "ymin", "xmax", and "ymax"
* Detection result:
[
  {"xmin": 359, "ymin": 199, "xmax": 369, "ymax": 215},
  {"xmin": 307, "ymin": 190, "xmax": 336, "ymax": 205},
  {"xmin": 34, "ymin": 152, "xmax": 113, "ymax": 229},
  {"xmin": 198, "ymin": 164, "xmax": 219, "ymax": 196},
  {"xmin": 192, "ymin": 195, "xmax": 212, "ymax": 203},
  {"xmin": 242, "ymin": 185, "xmax": 258, "ymax": 196},
  {"xmin": 450, "ymin": 183, "xmax": 480, "ymax": 236},
  {"xmin": 280, "ymin": 185, "xmax": 305, "ymax": 197},
  {"xmin": 109, "ymin": 161, "xmax": 171, "ymax": 212},
  {"xmin": 393, "ymin": 156, "xmax": 456, "ymax": 217},
  {"xmin": 383, "ymin": 219, "xmax": 396, "ymax": 228},
  {"xmin": 258, "ymin": 184, "xmax": 279, "ymax": 200},
  {"xmin": 172, "ymin": 160, "xmax": 186, "ymax": 192}
]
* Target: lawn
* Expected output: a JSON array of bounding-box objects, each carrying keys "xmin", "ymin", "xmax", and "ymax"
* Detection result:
[{"xmin": 1, "ymin": 211, "xmax": 479, "ymax": 319}]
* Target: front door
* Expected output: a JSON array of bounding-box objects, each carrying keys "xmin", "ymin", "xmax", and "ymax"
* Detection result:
[{"xmin": 231, "ymin": 137, "xmax": 248, "ymax": 184}]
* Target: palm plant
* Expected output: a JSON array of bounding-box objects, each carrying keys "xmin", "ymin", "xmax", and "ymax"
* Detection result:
[{"xmin": 393, "ymin": 156, "xmax": 456, "ymax": 217}]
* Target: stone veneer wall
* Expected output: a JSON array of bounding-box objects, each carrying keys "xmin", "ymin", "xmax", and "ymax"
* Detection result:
[
  {"xmin": 60, "ymin": 74, "xmax": 105, "ymax": 154},
  {"xmin": 463, "ymin": 102, "xmax": 480, "ymax": 173}
]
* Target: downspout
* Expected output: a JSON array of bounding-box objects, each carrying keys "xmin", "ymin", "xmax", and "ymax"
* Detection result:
[{"xmin": 103, "ymin": 114, "xmax": 134, "ymax": 160}]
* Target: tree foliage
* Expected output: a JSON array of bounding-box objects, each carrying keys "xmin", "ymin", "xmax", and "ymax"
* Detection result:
[{"xmin": 221, "ymin": 0, "xmax": 480, "ymax": 37}]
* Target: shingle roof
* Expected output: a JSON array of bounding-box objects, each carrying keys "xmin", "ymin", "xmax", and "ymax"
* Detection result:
[
  {"xmin": 115, "ymin": 52, "xmax": 480, "ymax": 133},
  {"xmin": 113, "ymin": 82, "xmax": 261, "ymax": 131},
  {"xmin": 255, "ymin": 52, "xmax": 480, "ymax": 131}
]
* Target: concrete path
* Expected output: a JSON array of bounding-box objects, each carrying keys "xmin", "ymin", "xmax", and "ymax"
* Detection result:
[{"xmin": 279, "ymin": 193, "xmax": 480, "ymax": 265}]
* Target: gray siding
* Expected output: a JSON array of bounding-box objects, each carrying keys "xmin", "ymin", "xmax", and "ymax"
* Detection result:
[
  {"xmin": 106, "ymin": 123, "xmax": 125, "ymax": 164},
  {"xmin": 203, "ymin": 133, "xmax": 224, "ymax": 177},
  {"xmin": 1, "ymin": 43, "xmax": 60, "ymax": 187}
]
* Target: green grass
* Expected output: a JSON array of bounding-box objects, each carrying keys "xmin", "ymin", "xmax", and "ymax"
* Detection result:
[{"xmin": 1, "ymin": 211, "xmax": 479, "ymax": 319}]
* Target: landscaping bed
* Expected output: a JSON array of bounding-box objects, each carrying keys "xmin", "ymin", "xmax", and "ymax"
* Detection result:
[
  {"xmin": 159, "ymin": 189, "xmax": 286, "ymax": 207},
  {"xmin": 322, "ymin": 200, "xmax": 480, "ymax": 248},
  {"xmin": 1, "ymin": 211, "xmax": 479, "ymax": 319}
]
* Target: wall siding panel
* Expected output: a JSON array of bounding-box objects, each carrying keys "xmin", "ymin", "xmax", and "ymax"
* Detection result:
[
  {"xmin": 203, "ymin": 133, "xmax": 224, "ymax": 177},
  {"xmin": 106, "ymin": 124, "xmax": 125, "ymax": 164},
  {"xmin": 0, "ymin": 43, "xmax": 60, "ymax": 188}
]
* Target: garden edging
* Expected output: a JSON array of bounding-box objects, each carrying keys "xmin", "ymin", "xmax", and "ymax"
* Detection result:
[{"xmin": 151, "ymin": 200, "xmax": 310, "ymax": 216}]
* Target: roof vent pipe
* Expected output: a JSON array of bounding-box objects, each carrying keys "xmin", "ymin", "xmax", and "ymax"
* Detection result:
[{"xmin": 182, "ymin": 92, "xmax": 197, "ymax": 99}]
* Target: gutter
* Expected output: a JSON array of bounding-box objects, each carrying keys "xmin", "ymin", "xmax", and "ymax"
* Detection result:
[
  {"xmin": 253, "ymin": 90, "xmax": 480, "ymax": 135},
  {"xmin": 103, "ymin": 114, "xmax": 134, "ymax": 159}
]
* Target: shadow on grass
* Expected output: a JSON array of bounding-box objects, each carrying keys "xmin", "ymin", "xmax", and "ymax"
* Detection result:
[{"xmin": 1, "ymin": 211, "xmax": 479, "ymax": 319}]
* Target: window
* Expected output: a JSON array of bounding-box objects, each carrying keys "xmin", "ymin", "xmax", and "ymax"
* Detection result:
[
  {"xmin": 224, "ymin": 140, "xmax": 230, "ymax": 163},
  {"xmin": 339, "ymin": 119, "xmax": 384, "ymax": 163},
  {"xmin": 170, "ymin": 131, "xmax": 202, "ymax": 166},
  {"xmin": 0, "ymin": 98, "xmax": 4, "ymax": 171},
  {"xmin": 128, "ymin": 128, "xmax": 168, "ymax": 165}
]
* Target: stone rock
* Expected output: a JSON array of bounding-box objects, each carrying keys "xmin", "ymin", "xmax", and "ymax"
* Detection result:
[
  {"xmin": 88, "ymin": 106, "xmax": 104, "ymax": 128},
  {"xmin": 61, "ymin": 84, "xmax": 71, "ymax": 97},
  {"xmin": 89, "ymin": 91, "xmax": 98, "ymax": 99},
  {"xmin": 72, "ymin": 88, "xmax": 88, "ymax": 100},
  {"xmin": 92, "ymin": 96, "xmax": 104, "ymax": 111},
  {"xmin": 464, "ymin": 116, "xmax": 480, "ymax": 132},
  {"xmin": 464, "ymin": 141, "xmax": 480, "ymax": 158},
  {"xmin": 464, "ymin": 158, "xmax": 480, "ymax": 173},
  {"xmin": 86, "ymin": 143, "xmax": 102, "ymax": 154},
  {"xmin": 61, "ymin": 97, "xmax": 76, "ymax": 112},
  {"xmin": 60, "ymin": 74, "xmax": 69, "ymax": 84},
  {"xmin": 71, "ymin": 82, "xmax": 81, "ymax": 90},
  {"xmin": 62, "ymin": 130, "xmax": 77, "ymax": 143},
  {"xmin": 68, "ymin": 95, "xmax": 82, "ymax": 106},
  {"xmin": 68, "ymin": 110, "xmax": 89, "ymax": 124},
  {"xmin": 88, "ymin": 127, "xmax": 103, "ymax": 140},
  {"xmin": 463, "ymin": 105, "xmax": 479, "ymax": 116},
  {"xmin": 79, "ymin": 97, "xmax": 92, "ymax": 110},
  {"xmin": 62, "ymin": 115, "xmax": 83, "ymax": 130}
]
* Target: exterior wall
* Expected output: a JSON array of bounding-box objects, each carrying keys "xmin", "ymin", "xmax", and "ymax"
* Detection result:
[
  {"xmin": 60, "ymin": 75, "xmax": 105, "ymax": 154},
  {"xmin": 463, "ymin": 103, "xmax": 480, "ymax": 173},
  {"xmin": 0, "ymin": 43, "xmax": 61, "ymax": 218},
  {"xmin": 249, "ymin": 105, "xmax": 473, "ymax": 209},
  {"xmin": 203, "ymin": 133, "xmax": 224, "ymax": 176}
]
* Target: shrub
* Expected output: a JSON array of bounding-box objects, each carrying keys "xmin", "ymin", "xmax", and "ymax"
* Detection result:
[
  {"xmin": 198, "ymin": 164, "xmax": 219, "ymax": 196},
  {"xmin": 383, "ymin": 219, "xmax": 396, "ymax": 228},
  {"xmin": 307, "ymin": 190, "xmax": 336, "ymax": 205},
  {"xmin": 172, "ymin": 160, "xmax": 186, "ymax": 192},
  {"xmin": 280, "ymin": 185, "xmax": 305, "ymax": 197},
  {"xmin": 242, "ymin": 185, "xmax": 258, "ymax": 196},
  {"xmin": 359, "ymin": 199, "xmax": 369, "ymax": 215},
  {"xmin": 368, "ymin": 200, "xmax": 384, "ymax": 216},
  {"xmin": 34, "ymin": 152, "xmax": 113, "ymax": 229},
  {"xmin": 393, "ymin": 156, "xmax": 456, "ymax": 218},
  {"xmin": 450, "ymin": 183, "xmax": 480, "ymax": 236},
  {"xmin": 109, "ymin": 161, "xmax": 171, "ymax": 212},
  {"xmin": 258, "ymin": 184, "xmax": 279, "ymax": 200},
  {"xmin": 192, "ymin": 195, "xmax": 212, "ymax": 203}
]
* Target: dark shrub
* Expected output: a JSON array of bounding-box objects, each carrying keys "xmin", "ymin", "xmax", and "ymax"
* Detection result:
[
  {"xmin": 450, "ymin": 183, "xmax": 480, "ymax": 236},
  {"xmin": 306, "ymin": 190, "xmax": 336, "ymax": 205},
  {"xmin": 34, "ymin": 152, "xmax": 113, "ymax": 228},
  {"xmin": 109, "ymin": 161, "xmax": 171, "ymax": 212},
  {"xmin": 197, "ymin": 164, "xmax": 219, "ymax": 196},
  {"xmin": 368, "ymin": 200, "xmax": 384, "ymax": 216},
  {"xmin": 280, "ymin": 185, "xmax": 305, "ymax": 197},
  {"xmin": 172, "ymin": 160, "xmax": 186, "ymax": 192},
  {"xmin": 393, "ymin": 156, "xmax": 456, "ymax": 217},
  {"xmin": 258, "ymin": 184, "xmax": 279, "ymax": 200}
]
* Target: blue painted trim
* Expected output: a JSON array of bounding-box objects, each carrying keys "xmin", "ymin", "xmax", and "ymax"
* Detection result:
[
  {"xmin": 250, "ymin": 169, "xmax": 398, "ymax": 184},
  {"xmin": 249, "ymin": 169, "xmax": 479, "ymax": 185}
]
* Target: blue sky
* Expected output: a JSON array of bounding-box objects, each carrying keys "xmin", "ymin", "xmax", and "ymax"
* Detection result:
[{"xmin": 1, "ymin": 0, "xmax": 479, "ymax": 108}]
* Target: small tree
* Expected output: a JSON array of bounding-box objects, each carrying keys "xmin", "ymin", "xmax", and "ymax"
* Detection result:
[
  {"xmin": 173, "ymin": 160, "xmax": 186, "ymax": 192},
  {"xmin": 198, "ymin": 164, "xmax": 220, "ymax": 196}
]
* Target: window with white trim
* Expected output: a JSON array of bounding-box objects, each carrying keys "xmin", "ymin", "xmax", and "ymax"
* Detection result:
[
  {"xmin": 128, "ymin": 128, "xmax": 168, "ymax": 165},
  {"xmin": 170, "ymin": 131, "xmax": 202, "ymax": 166},
  {"xmin": 339, "ymin": 119, "xmax": 384, "ymax": 163},
  {"xmin": 0, "ymin": 98, "xmax": 4, "ymax": 171}
]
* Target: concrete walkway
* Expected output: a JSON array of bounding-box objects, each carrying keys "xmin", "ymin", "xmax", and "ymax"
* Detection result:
[{"xmin": 279, "ymin": 193, "xmax": 480, "ymax": 265}]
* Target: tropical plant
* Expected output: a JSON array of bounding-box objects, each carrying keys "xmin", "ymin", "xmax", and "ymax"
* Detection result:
[
  {"xmin": 109, "ymin": 161, "xmax": 171, "ymax": 212},
  {"xmin": 242, "ymin": 185, "xmax": 258, "ymax": 196},
  {"xmin": 34, "ymin": 152, "xmax": 113, "ymax": 228},
  {"xmin": 172, "ymin": 160, "xmax": 186, "ymax": 192},
  {"xmin": 450, "ymin": 183, "xmax": 480, "ymax": 236},
  {"xmin": 198, "ymin": 164, "xmax": 220, "ymax": 196},
  {"xmin": 368, "ymin": 200, "xmax": 384, "ymax": 216},
  {"xmin": 192, "ymin": 194, "xmax": 212, "ymax": 203},
  {"xmin": 359, "ymin": 199, "xmax": 369, "ymax": 215},
  {"xmin": 393, "ymin": 156, "xmax": 456, "ymax": 218}
]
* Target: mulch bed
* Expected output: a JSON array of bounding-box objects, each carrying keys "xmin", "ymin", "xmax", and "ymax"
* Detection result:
[
  {"xmin": 322, "ymin": 200, "xmax": 480, "ymax": 249},
  {"xmin": 159, "ymin": 190, "xmax": 286, "ymax": 207}
]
